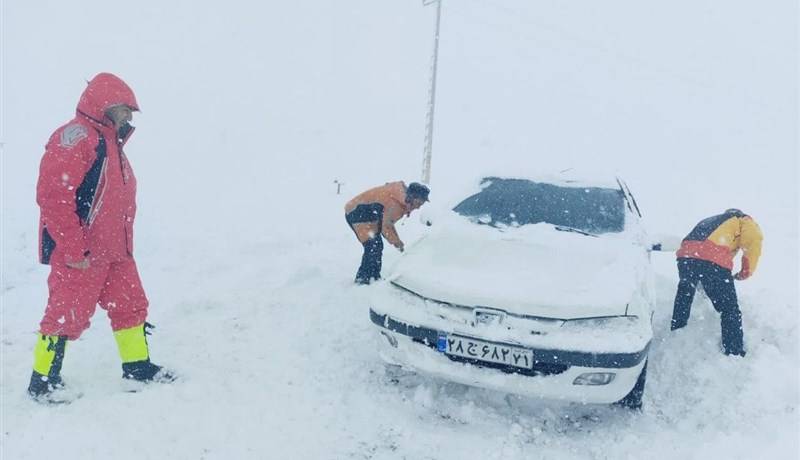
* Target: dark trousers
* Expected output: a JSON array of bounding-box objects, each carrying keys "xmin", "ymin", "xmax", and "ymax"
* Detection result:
[
  {"xmin": 355, "ymin": 237, "xmax": 383, "ymax": 284},
  {"xmin": 671, "ymin": 258, "xmax": 745, "ymax": 356},
  {"xmin": 346, "ymin": 204, "xmax": 385, "ymax": 284}
]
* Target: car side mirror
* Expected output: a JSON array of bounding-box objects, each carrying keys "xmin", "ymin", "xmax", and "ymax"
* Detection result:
[
  {"xmin": 650, "ymin": 234, "xmax": 682, "ymax": 252},
  {"xmin": 419, "ymin": 207, "xmax": 436, "ymax": 227}
]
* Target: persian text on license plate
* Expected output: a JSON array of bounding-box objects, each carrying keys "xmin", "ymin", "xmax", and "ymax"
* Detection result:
[{"xmin": 441, "ymin": 335, "xmax": 533, "ymax": 369}]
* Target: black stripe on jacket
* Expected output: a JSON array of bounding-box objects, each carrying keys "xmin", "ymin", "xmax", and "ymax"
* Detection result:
[
  {"xmin": 75, "ymin": 134, "xmax": 107, "ymax": 225},
  {"xmin": 684, "ymin": 209, "xmax": 745, "ymax": 242}
]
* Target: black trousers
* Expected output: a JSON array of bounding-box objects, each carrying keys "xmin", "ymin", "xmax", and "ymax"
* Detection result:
[
  {"xmin": 346, "ymin": 204, "xmax": 384, "ymax": 284},
  {"xmin": 671, "ymin": 258, "xmax": 745, "ymax": 356}
]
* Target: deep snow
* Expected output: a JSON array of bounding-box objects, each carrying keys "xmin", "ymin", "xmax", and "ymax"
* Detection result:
[{"xmin": 1, "ymin": 1, "xmax": 798, "ymax": 459}]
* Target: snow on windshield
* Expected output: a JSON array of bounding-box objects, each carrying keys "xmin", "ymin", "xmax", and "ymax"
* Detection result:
[{"xmin": 452, "ymin": 177, "xmax": 626, "ymax": 234}]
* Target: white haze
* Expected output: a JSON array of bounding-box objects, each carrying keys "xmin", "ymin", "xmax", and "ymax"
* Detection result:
[{"xmin": 1, "ymin": 1, "xmax": 798, "ymax": 459}]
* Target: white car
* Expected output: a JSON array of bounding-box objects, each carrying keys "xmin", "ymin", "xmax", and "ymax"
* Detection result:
[{"xmin": 370, "ymin": 174, "xmax": 657, "ymax": 409}]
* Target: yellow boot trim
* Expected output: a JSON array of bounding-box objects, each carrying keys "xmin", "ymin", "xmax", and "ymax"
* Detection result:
[
  {"xmin": 33, "ymin": 333, "xmax": 67, "ymax": 376},
  {"xmin": 114, "ymin": 324, "xmax": 149, "ymax": 363}
]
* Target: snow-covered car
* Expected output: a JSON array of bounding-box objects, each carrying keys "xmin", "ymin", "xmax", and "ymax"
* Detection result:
[{"xmin": 370, "ymin": 174, "xmax": 656, "ymax": 408}]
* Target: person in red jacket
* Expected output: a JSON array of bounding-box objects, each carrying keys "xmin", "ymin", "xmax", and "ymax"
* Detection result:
[
  {"xmin": 29, "ymin": 73, "xmax": 173, "ymax": 401},
  {"xmin": 345, "ymin": 181, "xmax": 430, "ymax": 284},
  {"xmin": 671, "ymin": 209, "xmax": 763, "ymax": 357}
]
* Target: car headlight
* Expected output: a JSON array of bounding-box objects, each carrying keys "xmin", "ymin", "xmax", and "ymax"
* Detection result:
[
  {"xmin": 390, "ymin": 283, "xmax": 456, "ymax": 310},
  {"xmin": 378, "ymin": 282, "xmax": 425, "ymax": 307},
  {"xmin": 560, "ymin": 315, "xmax": 640, "ymax": 332}
]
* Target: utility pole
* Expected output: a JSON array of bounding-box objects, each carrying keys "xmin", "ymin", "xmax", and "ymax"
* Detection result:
[{"xmin": 421, "ymin": 0, "xmax": 442, "ymax": 185}]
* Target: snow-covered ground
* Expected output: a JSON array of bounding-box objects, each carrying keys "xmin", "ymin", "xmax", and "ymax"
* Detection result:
[{"xmin": 1, "ymin": 1, "xmax": 798, "ymax": 459}]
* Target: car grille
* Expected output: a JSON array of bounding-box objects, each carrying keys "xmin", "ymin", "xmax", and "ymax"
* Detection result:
[{"xmin": 412, "ymin": 338, "xmax": 569, "ymax": 377}]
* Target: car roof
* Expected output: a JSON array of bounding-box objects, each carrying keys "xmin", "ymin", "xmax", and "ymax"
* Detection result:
[
  {"xmin": 428, "ymin": 169, "xmax": 629, "ymax": 208},
  {"xmin": 479, "ymin": 170, "xmax": 624, "ymax": 190}
]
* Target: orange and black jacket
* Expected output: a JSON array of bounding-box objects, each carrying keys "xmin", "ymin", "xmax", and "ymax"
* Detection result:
[
  {"xmin": 345, "ymin": 181, "xmax": 410, "ymax": 246},
  {"xmin": 676, "ymin": 210, "xmax": 763, "ymax": 278}
]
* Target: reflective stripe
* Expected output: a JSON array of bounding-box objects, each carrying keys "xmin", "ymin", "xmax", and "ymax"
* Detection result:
[
  {"xmin": 86, "ymin": 158, "xmax": 109, "ymax": 227},
  {"xmin": 59, "ymin": 124, "xmax": 89, "ymax": 148},
  {"xmin": 114, "ymin": 324, "xmax": 149, "ymax": 363},
  {"xmin": 32, "ymin": 334, "xmax": 67, "ymax": 376}
]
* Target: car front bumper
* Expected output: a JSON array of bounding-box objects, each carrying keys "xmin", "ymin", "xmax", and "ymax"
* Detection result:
[{"xmin": 370, "ymin": 309, "xmax": 650, "ymax": 404}]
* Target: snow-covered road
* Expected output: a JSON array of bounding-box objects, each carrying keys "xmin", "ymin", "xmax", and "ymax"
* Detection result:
[{"xmin": 2, "ymin": 202, "xmax": 797, "ymax": 459}]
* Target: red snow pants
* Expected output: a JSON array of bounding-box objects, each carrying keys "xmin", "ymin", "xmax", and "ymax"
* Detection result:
[{"xmin": 39, "ymin": 258, "xmax": 148, "ymax": 340}]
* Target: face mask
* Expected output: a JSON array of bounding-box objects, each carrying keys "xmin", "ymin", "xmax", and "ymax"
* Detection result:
[{"xmin": 117, "ymin": 122, "xmax": 134, "ymax": 140}]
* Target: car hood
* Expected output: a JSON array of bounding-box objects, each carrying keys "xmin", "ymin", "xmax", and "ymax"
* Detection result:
[{"xmin": 389, "ymin": 224, "xmax": 646, "ymax": 320}]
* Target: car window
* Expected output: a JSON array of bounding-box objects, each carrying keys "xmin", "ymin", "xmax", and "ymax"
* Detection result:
[{"xmin": 453, "ymin": 177, "xmax": 626, "ymax": 234}]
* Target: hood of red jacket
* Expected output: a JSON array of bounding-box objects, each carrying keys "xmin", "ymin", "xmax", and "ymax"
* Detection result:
[{"xmin": 76, "ymin": 73, "xmax": 139, "ymax": 124}]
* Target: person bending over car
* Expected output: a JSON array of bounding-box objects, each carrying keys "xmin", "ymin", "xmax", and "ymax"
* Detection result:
[
  {"xmin": 345, "ymin": 181, "xmax": 430, "ymax": 284},
  {"xmin": 671, "ymin": 209, "xmax": 763, "ymax": 357}
]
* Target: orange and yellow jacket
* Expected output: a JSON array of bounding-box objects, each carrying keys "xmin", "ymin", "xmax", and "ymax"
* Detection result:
[
  {"xmin": 676, "ymin": 210, "xmax": 763, "ymax": 279},
  {"xmin": 345, "ymin": 181, "xmax": 411, "ymax": 246}
]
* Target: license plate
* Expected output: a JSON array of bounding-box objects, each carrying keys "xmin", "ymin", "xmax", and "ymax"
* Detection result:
[{"xmin": 438, "ymin": 334, "xmax": 533, "ymax": 369}]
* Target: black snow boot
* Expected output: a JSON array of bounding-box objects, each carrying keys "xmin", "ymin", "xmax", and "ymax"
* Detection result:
[
  {"xmin": 122, "ymin": 359, "xmax": 176, "ymax": 382},
  {"xmin": 116, "ymin": 322, "xmax": 176, "ymax": 383},
  {"xmin": 28, "ymin": 334, "xmax": 72, "ymax": 403},
  {"xmin": 28, "ymin": 372, "xmax": 65, "ymax": 397}
]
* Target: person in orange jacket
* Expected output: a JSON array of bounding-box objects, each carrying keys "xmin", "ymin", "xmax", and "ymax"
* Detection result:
[
  {"xmin": 671, "ymin": 209, "xmax": 763, "ymax": 356},
  {"xmin": 345, "ymin": 181, "xmax": 430, "ymax": 284}
]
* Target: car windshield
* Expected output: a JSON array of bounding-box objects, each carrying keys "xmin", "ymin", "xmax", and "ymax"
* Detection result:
[{"xmin": 453, "ymin": 177, "xmax": 626, "ymax": 234}]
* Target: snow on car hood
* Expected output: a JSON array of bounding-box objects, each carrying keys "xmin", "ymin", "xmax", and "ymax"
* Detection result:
[{"xmin": 389, "ymin": 219, "xmax": 645, "ymax": 320}]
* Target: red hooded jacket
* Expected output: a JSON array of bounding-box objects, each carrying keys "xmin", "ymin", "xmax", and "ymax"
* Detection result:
[{"xmin": 37, "ymin": 73, "xmax": 140, "ymax": 265}]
